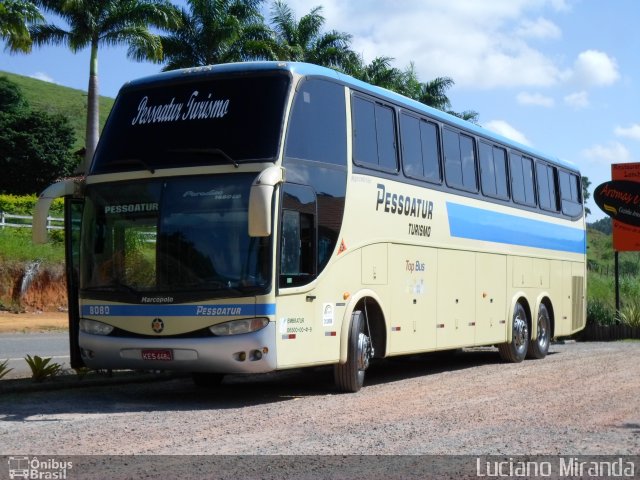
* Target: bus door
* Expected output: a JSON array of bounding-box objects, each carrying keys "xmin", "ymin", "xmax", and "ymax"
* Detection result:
[
  {"xmin": 275, "ymin": 183, "xmax": 331, "ymax": 367},
  {"xmin": 65, "ymin": 197, "xmax": 84, "ymax": 368}
]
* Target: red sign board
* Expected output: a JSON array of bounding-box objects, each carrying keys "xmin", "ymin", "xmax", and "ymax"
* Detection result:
[{"xmin": 612, "ymin": 163, "xmax": 640, "ymax": 251}]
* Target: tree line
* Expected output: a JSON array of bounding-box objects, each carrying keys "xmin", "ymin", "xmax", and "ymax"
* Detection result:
[
  {"xmin": 0, "ymin": 76, "xmax": 76, "ymax": 195},
  {"xmin": 1, "ymin": 0, "xmax": 479, "ymax": 195}
]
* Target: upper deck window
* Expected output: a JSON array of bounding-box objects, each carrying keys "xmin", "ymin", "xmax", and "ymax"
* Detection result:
[
  {"xmin": 510, "ymin": 153, "xmax": 536, "ymax": 207},
  {"xmin": 443, "ymin": 128, "xmax": 477, "ymax": 192},
  {"xmin": 91, "ymin": 72, "xmax": 290, "ymax": 174},
  {"xmin": 352, "ymin": 95, "xmax": 398, "ymax": 172},
  {"xmin": 479, "ymin": 142, "xmax": 509, "ymax": 200},
  {"xmin": 559, "ymin": 170, "xmax": 583, "ymax": 217},
  {"xmin": 536, "ymin": 162, "xmax": 559, "ymax": 212},
  {"xmin": 400, "ymin": 113, "xmax": 441, "ymax": 183},
  {"xmin": 285, "ymin": 79, "xmax": 346, "ymax": 166}
]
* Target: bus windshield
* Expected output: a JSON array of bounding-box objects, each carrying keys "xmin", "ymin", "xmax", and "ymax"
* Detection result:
[
  {"xmin": 91, "ymin": 72, "xmax": 290, "ymax": 174},
  {"xmin": 81, "ymin": 173, "xmax": 271, "ymax": 301}
]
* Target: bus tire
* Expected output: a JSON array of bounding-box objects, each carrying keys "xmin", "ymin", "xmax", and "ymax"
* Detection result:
[
  {"xmin": 527, "ymin": 303, "xmax": 550, "ymax": 359},
  {"xmin": 334, "ymin": 310, "xmax": 372, "ymax": 393},
  {"xmin": 498, "ymin": 301, "xmax": 529, "ymax": 363},
  {"xmin": 192, "ymin": 372, "xmax": 224, "ymax": 388}
]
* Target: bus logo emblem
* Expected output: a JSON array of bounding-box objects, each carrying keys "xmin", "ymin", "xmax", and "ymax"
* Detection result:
[{"xmin": 151, "ymin": 318, "xmax": 164, "ymax": 333}]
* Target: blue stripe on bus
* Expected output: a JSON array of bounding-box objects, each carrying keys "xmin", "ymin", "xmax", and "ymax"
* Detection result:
[
  {"xmin": 446, "ymin": 202, "xmax": 586, "ymax": 254},
  {"xmin": 81, "ymin": 303, "xmax": 276, "ymax": 317}
]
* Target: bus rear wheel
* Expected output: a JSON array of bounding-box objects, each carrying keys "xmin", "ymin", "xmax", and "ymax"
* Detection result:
[
  {"xmin": 334, "ymin": 310, "xmax": 372, "ymax": 393},
  {"xmin": 527, "ymin": 303, "xmax": 550, "ymax": 359},
  {"xmin": 499, "ymin": 301, "xmax": 529, "ymax": 363}
]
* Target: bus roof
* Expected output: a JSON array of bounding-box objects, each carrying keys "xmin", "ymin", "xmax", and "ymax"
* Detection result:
[{"xmin": 122, "ymin": 61, "xmax": 579, "ymax": 174}]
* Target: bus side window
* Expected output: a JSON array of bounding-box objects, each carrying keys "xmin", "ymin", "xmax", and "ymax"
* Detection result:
[
  {"xmin": 285, "ymin": 78, "xmax": 346, "ymax": 166},
  {"xmin": 281, "ymin": 210, "xmax": 313, "ymax": 277},
  {"xmin": 493, "ymin": 147, "xmax": 509, "ymax": 199},
  {"xmin": 511, "ymin": 153, "xmax": 536, "ymax": 207},
  {"xmin": 352, "ymin": 95, "xmax": 398, "ymax": 172},
  {"xmin": 444, "ymin": 128, "xmax": 477, "ymax": 192},
  {"xmin": 479, "ymin": 142, "xmax": 509, "ymax": 200},
  {"xmin": 400, "ymin": 113, "xmax": 441, "ymax": 183},
  {"xmin": 279, "ymin": 183, "xmax": 317, "ymax": 288},
  {"xmin": 421, "ymin": 120, "xmax": 441, "ymax": 182},
  {"xmin": 400, "ymin": 113, "xmax": 423, "ymax": 177},
  {"xmin": 536, "ymin": 162, "xmax": 559, "ymax": 212},
  {"xmin": 559, "ymin": 171, "xmax": 582, "ymax": 217}
]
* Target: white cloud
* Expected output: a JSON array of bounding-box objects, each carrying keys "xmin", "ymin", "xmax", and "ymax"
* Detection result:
[
  {"xmin": 278, "ymin": 1, "xmax": 622, "ymax": 98},
  {"xmin": 548, "ymin": 0, "xmax": 572, "ymax": 12},
  {"xmin": 516, "ymin": 17, "xmax": 561, "ymax": 40},
  {"xmin": 614, "ymin": 124, "xmax": 640, "ymax": 141},
  {"xmin": 517, "ymin": 92, "xmax": 555, "ymax": 107},
  {"xmin": 484, "ymin": 120, "xmax": 532, "ymax": 146},
  {"xmin": 582, "ymin": 142, "xmax": 630, "ymax": 165},
  {"xmin": 282, "ymin": 0, "xmax": 569, "ymax": 89},
  {"xmin": 564, "ymin": 91, "xmax": 589, "ymax": 109},
  {"xmin": 570, "ymin": 50, "xmax": 620, "ymax": 87},
  {"xmin": 30, "ymin": 72, "xmax": 56, "ymax": 83}
]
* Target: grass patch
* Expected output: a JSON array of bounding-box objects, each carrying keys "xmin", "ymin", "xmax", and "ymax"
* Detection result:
[{"xmin": 0, "ymin": 228, "xmax": 64, "ymax": 264}]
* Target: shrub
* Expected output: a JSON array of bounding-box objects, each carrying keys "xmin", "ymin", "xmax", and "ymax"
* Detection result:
[
  {"xmin": 586, "ymin": 299, "xmax": 616, "ymax": 326},
  {"xmin": 25, "ymin": 355, "xmax": 62, "ymax": 382},
  {"xmin": 620, "ymin": 298, "xmax": 640, "ymax": 328},
  {"xmin": 0, "ymin": 193, "xmax": 64, "ymax": 216},
  {"xmin": 0, "ymin": 359, "xmax": 13, "ymax": 379}
]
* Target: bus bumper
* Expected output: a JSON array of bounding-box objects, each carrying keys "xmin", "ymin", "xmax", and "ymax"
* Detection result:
[{"xmin": 78, "ymin": 322, "xmax": 277, "ymax": 374}]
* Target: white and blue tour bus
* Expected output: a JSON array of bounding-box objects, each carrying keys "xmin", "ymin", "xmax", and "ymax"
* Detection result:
[{"xmin": 34, "ymin": 62, "xmax": 586, "ymax": 392}]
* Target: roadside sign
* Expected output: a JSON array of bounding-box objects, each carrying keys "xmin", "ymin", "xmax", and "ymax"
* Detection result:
[{"xmin": 594, "ymin": 163, "xmax": 640, "ymax": 251}]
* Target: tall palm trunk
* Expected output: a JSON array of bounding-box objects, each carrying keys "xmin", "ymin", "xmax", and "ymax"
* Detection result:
[{"xmin": 83, "ymin": 40, "xmax": 99, "ymax": 173}]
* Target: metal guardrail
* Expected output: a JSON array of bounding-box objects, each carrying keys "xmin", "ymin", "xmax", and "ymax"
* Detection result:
[{"xmin": 0, "ymin": 211, "xmax": 64, "ymax": 230}]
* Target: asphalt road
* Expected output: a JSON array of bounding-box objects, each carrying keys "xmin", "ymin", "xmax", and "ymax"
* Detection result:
[{"xmin": 0, "ymin": 332, "xmax": 69, "ymax": 378}]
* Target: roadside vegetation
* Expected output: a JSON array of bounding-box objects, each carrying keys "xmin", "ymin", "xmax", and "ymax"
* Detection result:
[
  {"xmin": 586, "ymin": 218, "xmax": 640, "ymax": 328},
  {"xmin": 0, "ymin": 195, "xmax": 64, "ymax": 312},
  {"xmin": 0, "ymin": 70, "xmax": 114, "ymax": 152}
]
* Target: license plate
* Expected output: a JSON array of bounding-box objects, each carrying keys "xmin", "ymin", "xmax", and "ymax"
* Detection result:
[{"xmin": 142, "ymin": 349, "xmax": 173, "ymax": 361}]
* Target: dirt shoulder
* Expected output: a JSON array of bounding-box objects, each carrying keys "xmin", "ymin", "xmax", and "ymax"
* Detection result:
[
  {"xmin": 0, "ymin": 310, "xmax": 68, "ymax": 333},
  {"xmin": 1, "ymin": 342, "xmax": 638, "ymax": 461}
]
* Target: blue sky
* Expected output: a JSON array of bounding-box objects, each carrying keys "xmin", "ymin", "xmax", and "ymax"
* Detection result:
[{"xmin": 1, "ymin": 0, "xmax": 638, "ymax": 220}]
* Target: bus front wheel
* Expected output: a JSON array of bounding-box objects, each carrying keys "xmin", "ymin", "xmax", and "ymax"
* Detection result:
[
  {"xmin": 334, "ymin": 310, "xmax": 372, "ymax": 393},
  {"xmin": 499, "ymin": 302, "xmax": 529, "ymax": 363},
  {"xmin": 527, "ymin": 303, "xmax": 550, "ymax": 359}
]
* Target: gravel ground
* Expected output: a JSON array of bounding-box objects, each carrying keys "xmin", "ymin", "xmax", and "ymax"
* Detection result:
[{"xmin": 1, "ymin": 341, "xmax": 638, "ymax": 478}]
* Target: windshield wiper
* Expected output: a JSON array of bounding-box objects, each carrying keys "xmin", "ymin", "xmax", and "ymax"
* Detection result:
[
  {"xmin": 170, "ymin": 148, "xmax": 239, "ymax": 168},
  {"xmin": 109, "ymin": 158, "xmax": 155, "ymax": 174}
]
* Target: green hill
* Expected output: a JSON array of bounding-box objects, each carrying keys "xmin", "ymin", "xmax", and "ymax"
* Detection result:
[{"xmin": 0, "ymin": 70, "xmax": 115, "ymax": 151}]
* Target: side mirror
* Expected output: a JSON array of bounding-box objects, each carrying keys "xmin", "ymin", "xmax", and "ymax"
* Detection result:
[
  {"xmin": 248, "ymin": 166, "xmax": 285, "ymax": 237},
  {"xmin": 33, "ymin": 179, "xmax": 82, "ymax": 244}
]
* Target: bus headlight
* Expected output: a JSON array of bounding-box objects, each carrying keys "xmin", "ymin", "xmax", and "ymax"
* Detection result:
[
  {"xmin": 209, "ymin": 318, "xmax": 269, "ymax": 336},
  {"xmin": 79, "ymin": 318, "xmax": 114, "ymax": 336}
]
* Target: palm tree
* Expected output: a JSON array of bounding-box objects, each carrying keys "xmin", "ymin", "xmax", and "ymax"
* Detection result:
[
  {"xmin": 155, "ymin": 0, "xmax": 276, "ymax": 71},
  {"xmin": 413, "ymin": 72, "xmax": 480, "ymax": 123},
  {"xmin": 447, "ymin": 109, "xmax": 480, "ymax": 124},
  {"xmin": 353, "ymin": 56, "xmax": 404, "ymax": 91},
  {"xmin": 29, "ymin": 0, "xmax": 181, "ymax": 171},
  {"xmin": 0, "ymin": 0, "xmax": 43, "ymax": 53},
  {"xmin": 270, "ymin": 0, "xmax": 353, "ymax": 70},
  {"xmin": 417, "ymin": 76, "xmax": 454, "ymax": 111}
]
